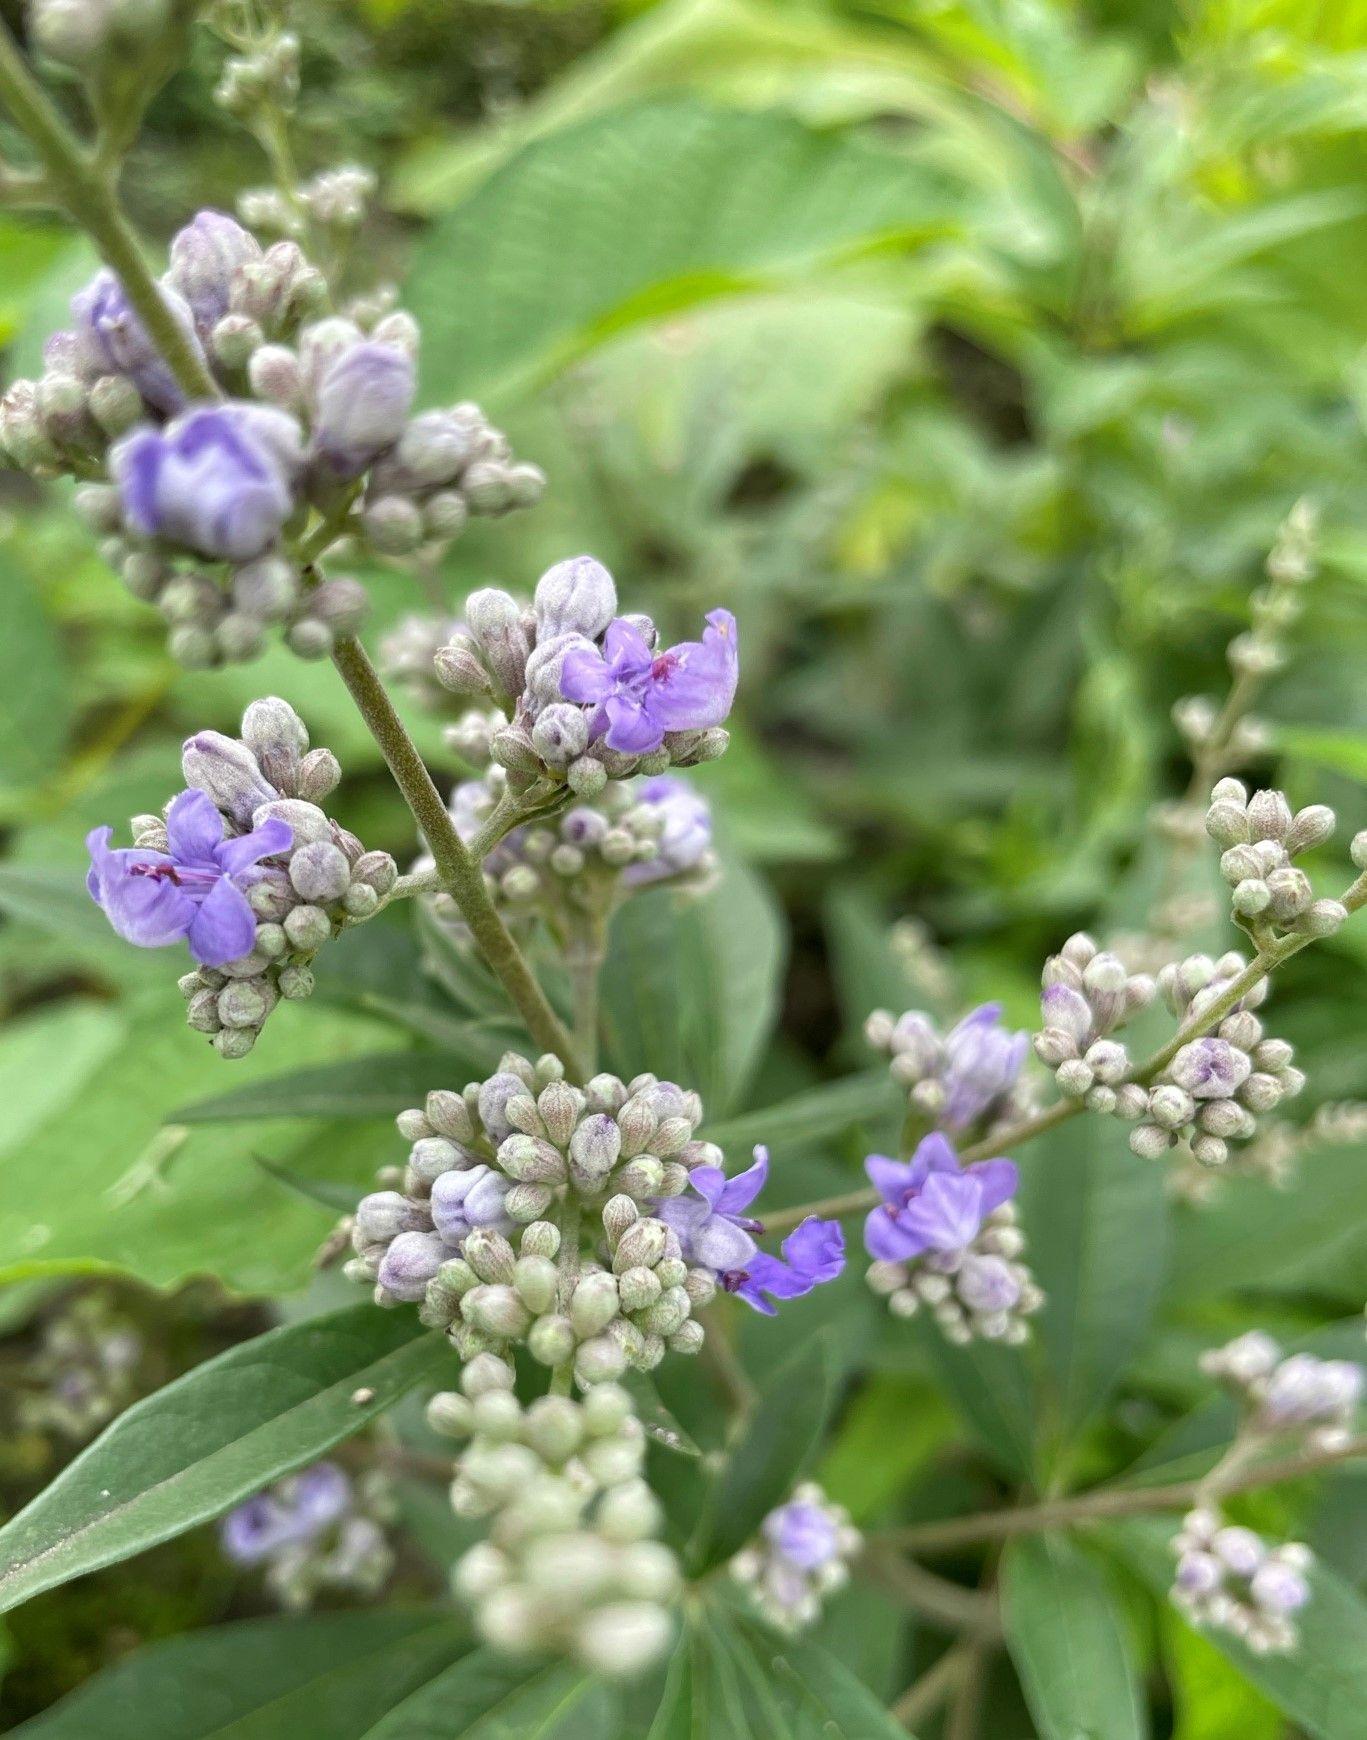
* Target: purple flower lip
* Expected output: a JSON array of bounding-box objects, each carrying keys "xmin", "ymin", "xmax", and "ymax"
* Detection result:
[
  {"xmin": 559, "ymin": 606, "xmax": 738, "ymax": 755},
  {"xmin": 863, "ymin": 1133, "xmax": 1018, "ymax": 1264}
]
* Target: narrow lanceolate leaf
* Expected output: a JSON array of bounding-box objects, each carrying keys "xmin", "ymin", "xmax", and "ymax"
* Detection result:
[
  {"xmin": 9, "ymin": 1612, "xmax": 466, "ymax": 1739},
  {"xmin": 689, "ymin": 1332, "xmax": 836, "ymax": 1573},
  {"xmin": 368, "ymin": 1652, "xmax": 615, "ymax": 1739},
  {"xmin": 174, "ymin": 1049, "xmax": 496, "ymax": 1124},
  {"xmin": 742, "ymin": 1622, "xmax": 910, "ymax": 1738},
  {"xmin": 647, "ymin": 1611, "xmax": 778, "ymax": 1740},
  {"xmin": 1001, "ymin": 1534, "xmax": 1149, "ymax": 1740},
  {"xmin": 0, "ymin": 1305, "xmax": 450, "ymax": 1614}
]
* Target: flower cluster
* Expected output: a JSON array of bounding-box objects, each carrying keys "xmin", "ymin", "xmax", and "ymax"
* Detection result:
[
  {"xmin": 220, "ymin": 1461, "xmax": 393, "ymax": 1610},
  {"xmin": 87, "ymin": 697, "xmax": 396, "ymax": 1057},
  {"xmin": 347, "ymin": 1056, "xmax": 843, "ymax": 1380},
  {"xmin": 864, "ymin": 1002, "xmax": 1029, "ymax": 1134},
  {"xmin": 1128, "ymin": 968, "xmax": 1303, "ymax": 1168},
  {"xmin": 1201, "ymin": 1332, "xmax": 1362, "ymax": 1450},
  {"xmin": 15, "ymin": 1294, "xmax": 142, "ymax": 1444},
  {"xmin": 863, "ymin": 1134, "xmax": 1042, "ymax": 1344},
  {"xmin": 730, "ymin": 1484, "xmax": 860, "ymax": 1633},
  {"xmin": 1034, "ymin": 932, "xmax": 1155, "ymax": 1107},
  {"xmin": 431, "ymin": 556, "xmax": 737, "ymax": 793},
  {"xmin": 427, "ymin": 1359, "xmax": 678, "ymax": 1677},
  {"xmin": 0, "ymin": 209, "xmax": 541, "ymax": 666},
  {"xmin": 1206, "ymin": 782, "xmax": 1346, "ymax": 939},
  {"xmin": 1171, "ymin": 1508, "xmax": 1312, "ymax": 1654}
]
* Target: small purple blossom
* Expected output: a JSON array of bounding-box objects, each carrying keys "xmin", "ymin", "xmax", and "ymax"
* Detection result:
[
  {"xmin": 559, "ymin": 608, "xmax": 738, "ymax": 755},
  {"xmin": 724, "ymin": 1216, "xmax": 846, "ymax": 1317},
  {"xmin": 1169, "ymin": 1037, "xmax": 1252, "ymax": 1100},
  {"xmin": 166, "ymin": 210, "xmax": 261, "ymax": 337},
  {"xmin": 112, "ymin": 402, "xmax": 302, "ymax": 562},
  {"xmin": 938, "ymin": 1003, "xmax": 1029, "ymax": 1130},
  {"xmin": 863, "ymin": 1133, "xmax": 1017, "ymax": 1264},
  {"xmin": 86, "ymin": 788, "xmax": 290, "ymax": 967},
  {"xmin": 429, "ymin": 1163, "xmax": 515, "ymax": 1246},
  {"xmin": 765, "ymin": 1500, "xmax": 841, "ymax": 1572},
  {"xmin": 623, "ymin": 776, "xmax": 713, "ymax": 888},
  {"xmin": 656, "ymin": 1145, "xmax": 768, "ymax": 1272},
  {"xmin": 71, "ymin": 269, "xmax": 205, "ymax": 414},
  {"xmin": 221, "ymin": 1463, "xmax": 351, "ymax": 1565},
  {"xmin": 311, "ymin": 342, "xmax": 415, "ymax": 478}
]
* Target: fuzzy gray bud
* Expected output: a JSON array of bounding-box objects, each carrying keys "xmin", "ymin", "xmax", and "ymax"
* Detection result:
[{"xmin": 533, "ymin": 555, "xmax": 618, "ymax": 640}]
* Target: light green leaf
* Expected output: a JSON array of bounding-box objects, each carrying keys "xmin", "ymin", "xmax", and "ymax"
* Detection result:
[
  {"xmin": 0, "ymin": 549, "xmax": 69, "ymax": 803},
  {"xmin": 175, "ymin": 1045, "xmax": 499, "ymax": 1124},
  {"xmin": 1165, "ymin": 1618, "xmax": 1281, "ymax": 1740},
  {"xmin": 601, "ymin": 855, "xmax": 786, "ymax": 1117},
  {"xmin": 648, "ymin": 1610, "xmax": 766, "ymax": 1739},
  {"xmin": 9, "ymin": 1612, "xmax": 465, "ymax": 1739},
  {"xmin": 689, "ymin": 1332, "xmax": 835, "ymax": 1572},
  {"xmin": 1001, "ymin": 1534, "xmax": 1149, "ymax": 1740},
  {"xmin": 0, "ymin": 1304, "xmax": 450, "ymax": 1614},
  {"xmin": 818, "ymin": 1377, "xmax": 955, "ymax": 1523},
  {"xmin": 367, "ymin": 1651, "xmax": 614, "ymax": 1739},
  {"xmin": 705, "ymin": 1070, "xmax": 898, "ymax": 1156}
]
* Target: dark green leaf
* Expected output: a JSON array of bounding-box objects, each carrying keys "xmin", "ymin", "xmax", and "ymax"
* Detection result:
[
  {"xmin": 742, "ymin": 1620, "xmax": 910, "ymax": 1738},
  {"xmin": 0, "ymin": 1305, "xmax": 450, "ymax": 1613},
  {"xmin": 705, "ymin": 1071, "xmax": 898, "ymax": 1157},
  {"xmin": 253, "ymin": 1153, "xmax": 365, "ymax": 1214},
  {"xmin": 1001, "ymin": 1534, "xmax": 1149, "ymax": 1740},
  {"xmin": 175, "ymin": 1048, "xmax": 498, "ymax": 1123},
  {"xmin": 689, "ymin": 1332, "xmax": 836, "ymax": 1572},
  {"xmin": 9, "ymin": 1612, "xmax": 465, "ymax": 1739},
  {"xmin": 367, "ymin": 1651, "xmax": 615, "ymax": 1739}
]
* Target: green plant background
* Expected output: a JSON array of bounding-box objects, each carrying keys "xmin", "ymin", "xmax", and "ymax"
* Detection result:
[{"xmin": 1, "ymin": 0, "xmax": 1366, "ymax": 1732}]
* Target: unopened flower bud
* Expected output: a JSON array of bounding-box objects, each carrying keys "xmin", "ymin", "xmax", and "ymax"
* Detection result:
[
  {"xmin": 181, "ymin": 731, "xmax": 279, "ymax": 829},
  {"xmin": 570, "ymin": 1272, "xmax": 621, "ymax": 1338},
  {"xmin": 533, "ymin": 555, "xmax": 618, "ymax": 640},
  {"xmin": 531, "ymin": 703, "xmax": 590, "ymax": 766},
  {"xmin": 1284, "ymin": 805, "xmax": 1336, "ymax": 855},
  {"xmin": 569, "ymin": 1113, "xmax": 622, "ymax": 1182},
  {"xmin": 1300, "ymin": 899, "xmax": 1347, "ymax": 937},
  {"xmin": 288, "ymin": 840, "xmax": 351, "ymax": 903},
  {"xmin": 528, "ymin": 1314, "xmax": 576, "ymax": 1366},
  {"xmin": 465, "ymin": 588, "xmax": 531, "ymax": 700}
]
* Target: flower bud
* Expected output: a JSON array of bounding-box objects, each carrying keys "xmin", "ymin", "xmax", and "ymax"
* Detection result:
[
  {"xmin": 1300, "ymin": 899, "xmax": 1347, "ymax": 937},
  {"xmin": 463, "ymin": 1227, "xmax": 518, "ymax": 1285},
  {"xmin": 1205, "ymin": 801, "xmax": 1249, "ymax": 848},
  {"xmin": 465, "ymin": 588, "xmax": 531, "ymax": 700},
  {"xmin": 569, "ymin": 1113, "xmax": 622, "ymax": 1183},
  {"xmin": 528, "ymin": 1314, "xmax": 576, "ymax": 1366},
  {"xmin": 613, "ymin": 1218, "xmax": 668, "ymax": 1273},
  {"xmin": 531, "ymin": 703, "xmax": 590, "ymax": 767},
  {"xmin": 575, "ymin": 1335, "xmax": 629, "ymax": 1385},
  {"xmin": 462, "ymin": 1283, "xmax": 531, "ymax": 1339},
  {"xmin": 1247, "ymin": 789, "xmax": 1293, "ymax": 844},
  {"xmin": 288, "ymin": 840, "xmax": 351, "ymax": 903},
  {"xmin": 425, "ymin": 1390, "xmax": 473, "ymax": 1437},
  {"xmin": 283, "ymin": 904, "xmax": 332, "ymax": 952},
  {"xmin": 1284, "ymin": 804, "xmax": 1336, "ymax": 856},
  {"xmin": 182, "ymin": 731, "xmax": 279, "ymax": 828},
  {"xmin": 534, "ymin": 555, "xmax": 618, "ymax": 640},
  {"xmin": 249, "ymin": 342, "xmax": 303, "ymax": 408},
  {"xmin": 1266, "ymin": 866, "xmax": 1312, "ymax": 922},
  {"xmin": 570, "ymin": 1272, "xmax": 620, "ymax": 1338},
  {"xmin": 498, "ymin": 1134, "xmax": 567, "ymax": 1185}
]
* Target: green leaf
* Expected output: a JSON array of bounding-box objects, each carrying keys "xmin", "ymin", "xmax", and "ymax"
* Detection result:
[
  {"xmin": 253, "ymin": 1153, "xmax": 365, "ymax": 1215},
  {"xmin": 919, "ymin": 1324, "xmax": 1038, "ymax": 1482},
  {"xmin": 0, "ymin": 1304, "xmax": 449, "ymax": 1613},
  {"xmin": 174, "ymin": 1046, "xmax": 499, "ymax": 1123},
  {"xmin": 9, "ymin": 1612, "xmax": 465, "ymax": 1739},
  {"xmin": 0, "ymin": 548, "xmax": 69, "ymax": 804},
  {"xmin": 689, "ymin": 1332, "xmax": 835, "ymax": 1572},
  {"xmin": 1109, "ymin": 1518, "xmax": 1367, "ymax": 1740},
  {"xmin": 704, "ymin": 1070, "xmax": 898, "ymax": 1157},
  {"xmin": 1164, "ymin": 1618, "xmax": 1281, "ymax": 1740},
  {"xmin": 601, "ymin": 855, "xmax": 785, "ymax": 1118},
  {"xmin": 1001, "ymin": 1534, "xmax": 1149, "ymax": 1740},
  {"xmin": 1022, "ymin": 1118, "xmax": 1169, "ymax": 1449},
  {"xmin": 817, "ymin": 1377, "xmax": 955, "ymax": 1523},
  {"xmin": 1275, "ymin": 725, "xmax": 1367, "ymax": 782},
  {"xmin": 742, "ymin": 1620, "xmax": 910, "ymax": 1738},
  {"xmin": 647, "ymin": 1609, "xmax": 766, "ymax": 1739},
  {"xmin": 405, "ymin": 96, "xmax": 950, "ymax": 408},
  {"xmin": 367, "ymin": 1651, "xmax": 614, "ymax": 1739}
]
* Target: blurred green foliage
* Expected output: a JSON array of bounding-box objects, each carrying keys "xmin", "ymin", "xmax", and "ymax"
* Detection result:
[{"xmin": 3, "ymin": 0, "xmax": 1367, "ymax": 1731}]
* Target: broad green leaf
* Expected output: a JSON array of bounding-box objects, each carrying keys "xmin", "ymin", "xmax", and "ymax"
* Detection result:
[
  {"xmin": 1109, "ymin": 1518, "xmax": 1367, "ymax": 1740},
  {"xmin": 405, "ymin": 97, "xmax": 951, "ymax": 408},
  {"xmin": 1165, "ymin": 1617, "xmax": 1281, "ymax": 1740},
  {"xmin": 818, "ymin": 1377, "xmax": 955, "ymax": 1523},
  {"xmin": 0, "ymin": 993, "xmax": 399, "ymax": 1293},
  {"xmin": 601, "ymin": 855, "xmax": 785, "ymax": 1117},
  {"xmin": 1022, "ymin": 1118, "xmax": 1169, "ymax": 1448},
  {"xmin": 175, "ymin": 1045, "xmax": 500, "ymax": 1123},
  {"xmin": 367, "ymin": 1651, "xmax": 615, "ymax": 1739},
  {"xmin": 648, "ymin": 1609, "xmax": 768, "ymax": 1739},
  {"xmin": 10, "ymin": 1612, "xmax": 465, "ymax": 1739},
  {"xmin": 0, "ymin": 1001, "xmax": 124, "ymax": 1153},
  {"xmin": 689, "ymin": 1332, "xmax": 835, "ymax": 1572},
  {"xmin": 705, "ymin": 1070, "xmax": 898, "ymax": 1156},
  {"xmin": 741, "ymin": 1619, "xmax": 910, "ymax": 1738},
  {"xmin": 1276, "ymin": 724, "xmax": 1367, "ymax": 782},
  {"xmin": 1001, "ymin": 1534, "xmax": 1148, "ymax": 1740},
  {"xmin": 0, "ymin": 1304, "xmax": 450, "ymax": 1613},
  {"xmin": 0, "ymin": 549, "xmax": 70, "ymax": 802},
  {"xmin": 253, "ymin": 1154, "xmax": 366, "ymax": 1215},
  {"xmin": 919, "ymin": 1324, "xmax": 1038, "ymax": 1482},
  {"xmin": 704, "ymin": 728, "xmax": 842, "ymax": 863}
]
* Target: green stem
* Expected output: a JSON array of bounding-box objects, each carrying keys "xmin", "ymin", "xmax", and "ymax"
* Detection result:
[
  {"xmin": 883, "ymin": 1432, "xmax": 1367, "ymax": 1555},
  {"xmin": 0, "ymin": 20, "xmax": 220, "ymax": 404},
  {"xmin": 329, "ymin": 634, "xmax": 588, "ymax": 1079}
]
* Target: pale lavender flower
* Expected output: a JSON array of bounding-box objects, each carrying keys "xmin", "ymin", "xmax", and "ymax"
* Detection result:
[
  {"xmin": 724, "ymin": 1216, "xmax": 846, "ymax": 1316},
  {"xmin": 429, "ymin": 1163, "xmax": 515, "ymax": 1246},
  {"xmin": 1169, "ymin": 1037, "xmax": 1253, "ymax": 1100},
  {"xmin": 623, "ymin": 776, "xmax": 713, "ymax": 888},
  {"xmin": 311, "ymin": 342, "xmax": 415, "ymax": 478},
  {"xmin": 765, "ymin": 1500, "xmax": 841, "ymax": 1571},
  {"xmin": 863, "ymin": 1133, "xmax": 1017, "ymax": 1264},
  {"xmin": 86, "ymin": 788, "xmax": 290, "ymax": 966},
  {"xmin": 166, "ymin": 210, "xmax": 262, "ymax": 337},
  {"xmin": 732, "ymin": 1482, "xmax": 859, "ymax": 1632},
  {"xmin": 939, "ymin": 1003, "xmax": 1029, "ymax": 1129},
  {"xmin": 71, "ymin": 269, "xmax": 205, "ymax": 414},
  {"xmin": 656, "ymin": 1145, "xmax": 767, "ymax": 1272},
  {"xmin": 112, "ymin": 402, "xmax": 302, "ymax": 561},
  {"xmin": 221, "ymin": 1462, "xmax": 351, "ymax": 1565},
  {"xmin": 376, "ymin": 1230, "xmax": 448, "ymax": 1302},
  {"xmin": 559, "ymin": 609, "xmax": 738, "ymax": 754}
]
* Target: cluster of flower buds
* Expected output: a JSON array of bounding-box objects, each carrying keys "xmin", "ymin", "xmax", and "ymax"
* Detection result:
[
  {"xmin": 1034, "ymin": 933, "xmax": 1155, "ymax": 1108},
  {"xmin": 238, "ymin": 166, "xmax": 378, "ymax": 243},
  {"xmin": 220, "ymin": 1461, "xmax": 393, "ymax": 1610},
  {"xmin": 15, "ymin": 1293, "xmax": 142, "ymax": 1443},
  {"xmin": 1201, "ymin": 1332, "xmax": 1362, "ymax": 1450},
  {"xmin": 86, "ymin": 698, "xmax": 395, "ymax": 1057},
  {"xmin": 380, "ymin": 612, "xmax": 464, "ymax": 710},
  {"xmin": 427, "ymin": 1360, "xmax": 678, "ymax": 1677},
  {"xmin": 431, "ymin": 557, "xmax": 736, "ymax": 796},
  {"xmin": 863, "ymin": 1136, "xmax": 1043, "ymax": 1345},
  {"xmin": 347, "ymin": 1055, "xmax": 713, "ymax": 1380},
  {"xmin": 1205, "ymin": 781, "xmax": 1346, "ymax": 939},
  {"xmin": 1129, "ymin": 966, "xmax": 1303, "ymax": 1167},
  {"xmin": 0, "ymin": 208, "xmax": 541, "ymax": 666},
  {"xmin": 730, "ymin": 1485, "xmax": 860, "ymax": 1633},
  {"xmin": 213, "ymin": 16, "xmax": 300, "ymax": 121},
  {"xmin": 864, "ymin": 1002, "xmax": 1028, "ymax": 1136},
  {"xmin": 1171, "ymin": 1508, "xmax": 1312, "ymax": 1654}
]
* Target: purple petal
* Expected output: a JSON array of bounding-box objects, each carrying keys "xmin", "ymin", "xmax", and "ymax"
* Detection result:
[
  {"xmin": 165, "ymin": 788, "xmax": 225, "ymax": 864},
  {"xmin": 714, "ymin": 1145, "xmax": 768, "ymax": 1215},
  {"xmin": 966, "ymin": 1157, "xmax": 1018, "ymax": 1216},
  {"xmin": 214, "ymin": 814, "xmax": 292, "ymax": 876},
  {"xmin": 899, "ymin": 1171, "xmax": 984, "ymax": 1253},
  {"xmin": 865, "ymin": 1153, "xmax": 917, "ymax": 1204},
  {"xmin": 691, "ymin": 1217, "xmax": 758, "ymax": 1273},
  {"xmin": 186, "ymin": 875, "xmax": 257, "ymax": 966},
  {"xmin": 864, "ymin": 1206, "xmax": 928, "ymax": 1263},
  {"xmin": 602, "ymin": 694, "xmax": 664, "ymax": 754},
  {"xmin": 782, "ymin": 1216, "xmax": 845, "ymax": 1283},
  {"xmin": 602, "ymin": 617, "xmax": 653, "ymax": 672},
  {"xmin": 648, "ymin": 608, "xmax": 739, "ymax": 731},
  {"xmin": 558, "ymin": 646, "xmax": 615, "ymax": 705},
  {"xmin": 686, "ymin": 1165, "xmax": 729, "ymax": 1211},
  {"xmin": 909, "ymin": 1132, "xmax": 961, "ymax": 1186},
  {"xmin": 86, "ymin": 828, "xmax": 195, "ymax": 948}
]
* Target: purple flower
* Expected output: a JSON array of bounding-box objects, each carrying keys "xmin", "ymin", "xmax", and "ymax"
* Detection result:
[
  {"xmin": 1169, "ymin": 1038, "xmax": 1252, "ymax": 1100},
  {"xmin": 623, "ymin": 776, "xmax": 713, "ymax": 888},
  {"xmin": 311, "ymin": 342, "xmax": 415, "ymax": 478},
  {"xmin": 86, "ymin": 788, "xmax": 290, "ymax": 967},
  {"xmin": 112, "ymin": 402, "xmax": 302, "ymax": 562},
  {"xmin": 765, "ymin": 1500, "xmax": 840, "ymax": 1571},
  {"xmin": 657, "ymin": 1145, "xmax": 768, "ymax": 1272},
  {"xmin": 166, "ymin": 210, "xmax": 261, "ymax": 337},
  {"xmin": 724, "ymin": 1217, "xmax": 846, "ymax": 1317},
  {"xmin": 863, "ymin": 1134, "xmax": 1017, "ymax": 1264},
  {"xmin": 71, "ymin": 269, "xmax": 206, "ymax": 414},
  {"xmin": 560, "ymin": 609, "xmax": 738, "ymax": 755},
  {"xmin": 221, "ymin": 1463, "xmax": 350, "ymax": 1565},
  {"xmin": 939, "ymin": 1003, "xmax": 1028, "ymax": 1130},
  {"xmin": 429, "ymin": 1164, "xmax": 514, "ymax": 1246}
]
